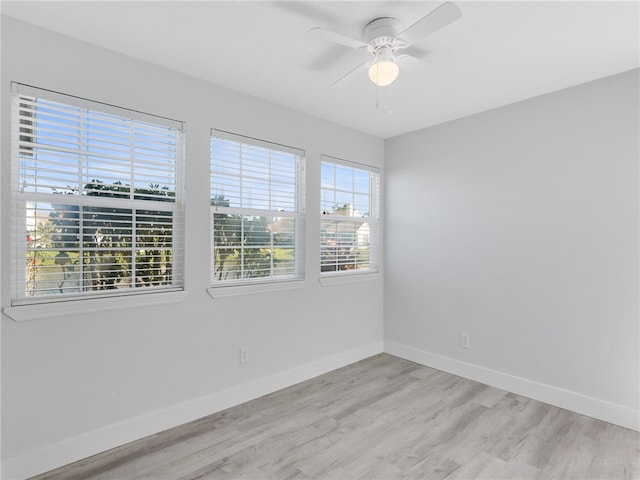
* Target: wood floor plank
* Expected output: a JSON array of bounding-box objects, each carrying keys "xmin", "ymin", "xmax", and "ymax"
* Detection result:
[{"xmin": 29, "ymin": 354, "xmax": 640, "ymax": 480}]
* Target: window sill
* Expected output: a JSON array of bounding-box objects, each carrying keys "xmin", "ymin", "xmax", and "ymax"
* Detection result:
[
  {"xmin": 3, "ymin": 290, "xmax": 189, "ymax": 322},
  {"xmin": 207, "ymin": 279, "xmax": 305, "ymax": 298},
  {"xmin": 319, "ymin": 271, "xmax": 380, "ymax": 286}
]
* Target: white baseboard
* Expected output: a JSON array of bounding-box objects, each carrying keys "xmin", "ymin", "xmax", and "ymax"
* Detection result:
[
  {"xmin": 3, "ymin": 341, "xmax": 384, "ymax": 480},
  {"xmin": 384, "ymin": 341, "xmax": 639, "ymax": 432}
]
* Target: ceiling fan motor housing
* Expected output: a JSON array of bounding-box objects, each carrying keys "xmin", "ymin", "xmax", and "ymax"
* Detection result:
[{"xmin": 364, "ymin": 17, "xmax": 406, "ymax": 54}]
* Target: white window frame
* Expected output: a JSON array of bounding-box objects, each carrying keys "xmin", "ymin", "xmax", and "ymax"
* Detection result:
[
  {"xmin": 4, "ymin": 83, "xmax": 187, "ymax": 320},
  {"xmin": 320, "ymin": 155, "xmax": 381, "ymax": 285},
  {"xmin": 208, "ymin": 130, "xmax": 305, "ymax": 296}
]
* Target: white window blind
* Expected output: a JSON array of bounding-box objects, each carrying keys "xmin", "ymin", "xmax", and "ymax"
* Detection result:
[
  {"xmin": 10, "ymin": 84, "xmax": 185, "ymax": 305},
  {"xmin": 210, "ymin": 130, "xmax": 305, "ymax": 285},
  {"xmin": 320, "ymin": 156, "xmax": 380, "ymax": 274}
]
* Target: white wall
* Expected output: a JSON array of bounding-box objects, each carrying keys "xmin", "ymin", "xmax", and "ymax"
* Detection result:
[
  {"xmin": 1, "ymin": 16, "xmax": 384, "ymax": 478},
  {"xmin": 385, "ymin": 69, "xmax": 639, "ymax": 431}
]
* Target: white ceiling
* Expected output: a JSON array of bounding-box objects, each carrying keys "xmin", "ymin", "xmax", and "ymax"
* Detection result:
[{"xmin": 2, "ymin": 1, "xmax": 638, "ymax": 138}]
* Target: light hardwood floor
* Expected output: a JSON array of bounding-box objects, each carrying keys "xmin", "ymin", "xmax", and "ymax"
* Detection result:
[{"xmin": 31, "ymin": 354, "xmax": 639, "ymax": 480}]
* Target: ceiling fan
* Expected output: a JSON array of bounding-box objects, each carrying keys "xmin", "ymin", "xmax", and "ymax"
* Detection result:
[{"xmin": 309, "ymin": 2, "xmax": 462, "ymax": 87}]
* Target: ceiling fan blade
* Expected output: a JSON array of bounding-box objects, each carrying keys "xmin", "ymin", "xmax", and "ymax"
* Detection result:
[
  {"xmin": 396, "ymin": 45, "xmax": 444, "ymax": 69},
  {"xmin": 395, "ymin": 2, "xmax": 462, "ymax": 46},
  {"xmin": 309, "ymin": 27, "xmax": 367, "ymax": 50},
  {"xmin": 395, "ymin": 45, "xmax": 431, "ymax": 62},
  {"xmin": 396, "ymin": 53, "xmax": 439, "ymax": 73},
  {"xmin": 308, "ymin": 44, "xmax": 353, "ymax": 71},
  {"xmin": 330, "ymin": 60, "xmax": 370, "ymax": 87}
]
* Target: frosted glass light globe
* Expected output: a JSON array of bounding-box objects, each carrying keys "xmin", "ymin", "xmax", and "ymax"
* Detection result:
[{"xmin": 368, "ymin": 61, "xmax": 399, "ymax": 87}]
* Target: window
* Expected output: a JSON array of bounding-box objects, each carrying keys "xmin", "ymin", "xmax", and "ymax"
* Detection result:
[
  {"xmin": 10, "ymin": 84, "xmax": 185, "ymax": 306},
  {"xmin": 210, "ymin": 130, "xmax": 305, "ymax": 286},
  {"xmin": 320, "ymin": 156, "xmax": 380, "ymax": 275}
]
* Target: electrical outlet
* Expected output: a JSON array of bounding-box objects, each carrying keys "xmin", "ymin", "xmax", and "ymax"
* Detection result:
[
  {"xmin": 460, "ymin": 333, "xmax": 470, "ymax": 349},
  {"xmin": 239, "ymin": 346, "xmax": 249, "ymax": 364}
]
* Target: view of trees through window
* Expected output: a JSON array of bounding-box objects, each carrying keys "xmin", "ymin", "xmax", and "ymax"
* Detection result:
[
  {"xmin": 13, "ymin": 89, "xmax": 183, "ymax": 301},
  {"xmin": 210, "ymin": 135, "xmax": 303, "ymax": 284},
  {"xmin": 14, "ymin": 90, "xmax": 378, "ymax": 301},
  {"xmin": 211, "ymin": 195, "xmax": 296, "ymax": 281},
  {"xmin": 25, "ymin": 183, "xmax": 175, "ymax": 296}
]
